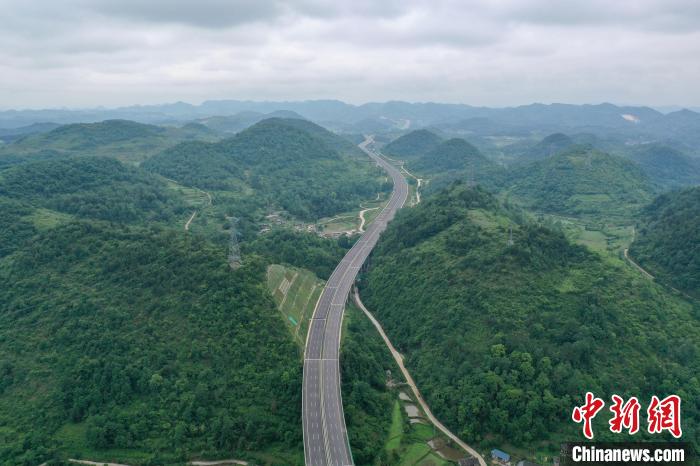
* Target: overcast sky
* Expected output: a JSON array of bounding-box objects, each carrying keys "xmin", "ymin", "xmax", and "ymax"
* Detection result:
[{"xmin": 2, "ymin": 0, "xmax": 700, "ymax": 109}]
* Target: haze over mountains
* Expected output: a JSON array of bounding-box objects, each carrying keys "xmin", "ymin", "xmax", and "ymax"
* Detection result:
[{"xmin": 2, "ymin": 100, "xmax": 700, "ymax": 150}]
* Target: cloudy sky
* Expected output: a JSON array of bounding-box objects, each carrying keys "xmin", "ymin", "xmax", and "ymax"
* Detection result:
[{"xmin": 2, "ymin": 0, "xmax": 700, "ymax": 109}]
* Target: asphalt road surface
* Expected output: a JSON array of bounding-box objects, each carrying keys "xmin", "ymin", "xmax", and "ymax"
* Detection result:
[{"xmin": 302, "ymin": 136, "xmax": 409, "ymax": 465}]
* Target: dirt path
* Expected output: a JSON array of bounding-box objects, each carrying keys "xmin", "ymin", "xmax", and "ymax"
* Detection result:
[
  {"xmin": 190, "ymin": 460, "xmax": 248, "ymax": 466},
  {"xmin": 623, "ymin": 248, "xmax": 654, "ymax": 280},
  {"xmin": 352, "ymin": 289, "xmax": 486, "ymax": 466},
  {"xmin": 358, "ymin": 207, "xmax": 380, "ymax": 232},
  {"xmin": 400, "ymin": 166, "xmax": 424, "ymax": 205},
  {"xmin": 69, "ymin": 460, "xmax": 131, "ymax": 466},
  {"xmin": 184, "ymin": 210, "xmax": 197, "ymax": 231}
]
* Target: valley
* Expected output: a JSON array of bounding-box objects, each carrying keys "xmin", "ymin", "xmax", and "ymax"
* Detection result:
[{"xmin": 0, "ymin": 101, "xmax": 698, "ymax": 466}]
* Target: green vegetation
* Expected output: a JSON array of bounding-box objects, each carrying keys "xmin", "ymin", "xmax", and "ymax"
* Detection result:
[
  {"xmin": 267, "ymin": 264, "xmax": 324, "ymax": 346},
  {"xmin": 0, "ymin": 114, "xmax": 392, "ymax": 464},
  {"xmin": 414, "ymin": 138, "xmax": 506, "ymax": 194},
  {"xmin": 0, "ymin": 119, "xmax": 217, "ymax": 164},
  {"xmin": 244, "ymin": 229, "xmax": 348, "ymax": 279},
  {"xmin": 383, "ymin": 130, "xmax": 442, "ymax": 160},
  {"xmin": 629, "ymin": 186, "xmax": 700, "ymax": 298},
  {"xmin": 0, "ymin": 157, "xmax": 189, "ymax": 225},
  {"xmin": 341, "ymin": 306, "xmax": 396, "ymax": 466},
  {"xmin": 143, "ymin": 118, "xmax": 387, "ymax": 221},
  {"xmin": 624, "ymin": 143, "xmax": 700, "ymax": 189},
  {"xmin": 411, "ymin": 138, "xmax": 495, "ymax": 174},
  {"xmin": 507, "ymin": 145, "xmax": 654, "ymax": 220},
  {"xmin": 514, "ymin": 133, "xmax": 575, "ymax": 164},
  {"xmin": 361, "ymin": 183, "xmax": 700, "ymax": 458},
  {"xmin": 0, "ymin": 223, "xmax": 302, "ymax": 465}
]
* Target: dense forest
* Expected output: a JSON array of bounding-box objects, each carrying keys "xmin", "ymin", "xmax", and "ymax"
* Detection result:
[
  {"xmin": 629, "ymin": 186, "xmax": 700, "ymax": 298},
  {"xmin": 2, "ymin": 108, "xmax": 698, "ymax": 465},
  {"xmin": 143, "ymin": 118, "xmax": 387, "ymax": 220},
  {"xmin": 511, "ymin": 133, "xmax": 576, "ymax": 165},
  {"xmin": 0, "ymin": 157, "xmax": 189, "ymax": 224},
  {"xmin": 341, "ymin": 306, "xmax": 397, "ymax": 466},
  {"xmin": 0, "ymin": 119, "xmax": 217, "ymax": 164},
  {"xmin": 360, "ymin": 183, "xmax": 699, "ymax": 455},
  {"xmin": 0, "ymin": 222, "xmax": 303, "ymax": 465},
  {"xmin": 507, "ymin": 145, "xmax": 654, "ymax": 220},
  {"xmin": 382, "ymin": 129, "xmax": 442, "ymax": 160},
  {"xmin": 0, "ymin": 117, "xmax": 390, "ymax": 465},
  {"xmin": 623, "ymin": 144, "xmax": 700, "ymax": 189},
  {"xmin": 242, "ymin": 229, "xmax": 349, "ymax": 279},
  {"xmin": 411, "ymin": 138, "xmax": 493, "ymax": 174}
]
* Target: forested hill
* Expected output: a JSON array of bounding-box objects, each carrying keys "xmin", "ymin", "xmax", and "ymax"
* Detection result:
[
  {"xmin": 629, "ymin": 186, "xmax": 700, "ymax": 298},
  {"xmin": 382, "ymin": 129, "xmax": 442, "ymax": 160},
  {"xmin": 0, "ymin": 119, "xmax": 217, "ymax": 164},
  {"xmin": 0, "ymin": 149, "xmax": 309, "ymax": 464},
  {"xmin": 411, "ymin": 138, "xmax": 489, "ymax": 173},
  {"xmin": 0, "ymin": 223, "xmax": 303, "ymax": 465},
  {"xmin": 0, "ymin": 157, "xmax": 188, "ymax": 224},
  {"xmin": 517, "ymin": 133, "xmax": 575, "ymax": 164},
  {"xmin": 624, "ymin": 144, "xmax": 700, "ymax": 189},
  {"xmin": 143, "ymin": 118, "xmax": 386, "ymax": 220},
  {"xmin": 508, "ymin": 145, "xmax": 654, "ymax": 220},
  {"xmin": 360, "ymin": 183, "xmax": 699, "ymax": 457},
  {"xmin": 0, "ymin": 156, "xmax": 192, "ymax": 260}
]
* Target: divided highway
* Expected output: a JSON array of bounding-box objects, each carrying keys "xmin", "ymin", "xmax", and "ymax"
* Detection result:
[{"xmin": 302, "ymin": 136, "xmax": 409, "ymax": 465}]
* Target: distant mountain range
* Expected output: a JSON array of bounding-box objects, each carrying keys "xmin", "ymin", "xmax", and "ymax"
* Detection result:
[{"xmin": 2, "ymin": 100, "xmax": 700, "ymax": 149}]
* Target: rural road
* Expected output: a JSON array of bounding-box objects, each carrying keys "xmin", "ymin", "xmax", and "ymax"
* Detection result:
[
  {"xmin": 352, "ymin": 289, "xmax": 487, "ymax": 466},
  {"xmin": 302, "ymin": 135, "xmax": 408, "ymax": 465},
  {"xmin": 623, "ymin": 248, "xmax": 654, "ymax": 280}
]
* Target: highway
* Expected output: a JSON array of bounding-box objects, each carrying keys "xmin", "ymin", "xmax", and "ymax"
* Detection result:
[{"xmin": 302, "ymin": 135, "xmax": 409, "ymax": 465}]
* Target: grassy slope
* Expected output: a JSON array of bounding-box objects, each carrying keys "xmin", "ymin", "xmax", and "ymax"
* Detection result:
[{"xmin": 361, "ymin": 183, "xmax": 699, "ymax": 461}]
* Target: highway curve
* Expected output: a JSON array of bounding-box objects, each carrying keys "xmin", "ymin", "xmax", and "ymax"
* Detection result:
[{"xmin": 302, "ymin": 136, "xmax": 409, "ymax": 465}]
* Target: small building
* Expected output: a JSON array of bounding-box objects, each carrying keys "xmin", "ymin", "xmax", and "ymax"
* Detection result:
[
  {"xmin": 491, "ymin": 449, "xmax": 511, "ymax": 465},
  {"xmin": 459, "ymin": 458, "xmax": 480, "ymax": 466},
  {"xmin": 516, "ymin": 461, "xmax": 540, "ymax": 466}
]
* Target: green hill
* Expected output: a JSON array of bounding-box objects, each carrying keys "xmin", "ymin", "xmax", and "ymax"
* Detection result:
[
  {"xmin": 411, "ymin": 138, "xmax": 507, "ymax": 194},
  {"xmin": 382, "ymin": 129, "xmax": 442, "ymax": 160},
  {"xmin": 412, "ymin": 138, "xmax": 497, "ymax": 174},
  {"xmin": 0, "ymin": 223, "xmax": 302, "ymax": 465},
  {"xmin": 360, "ymin": 183, "xmax": 700, "ymax": 456},
  {"xmin": 143, "ymin": 118, "xmax": 386, "ymax": 220},
  {"xmin": 519, "ymin": 133, "xmax": 575, "ymax": 164},
  {"xmin": 0, "ymin": 150, "xmax": 317, "ymax": 464},
  {"xmin": 624, "ymin": 144, "xmax": 700, "ymax": 189},
  {"xmin": 0, "ymin": 119, "xmax": 217, "ymax": 164},
  {"xmin": 629, "ymin": 187, "xmax": 700, "ymax": 298},
  {"xmin": 0, "ymin": 157, "xmax": 191, "ymax": 259},
  {"xmin": 508, "ymin": 145, "xmax": 654, "ymax": 219},
  {"xmin": 0, "ymin": 157, "xmax": 188, "ymax": 225},
  {"xmin": 268, "ymin": 117, "xmax": 363, "ymax": 156}
]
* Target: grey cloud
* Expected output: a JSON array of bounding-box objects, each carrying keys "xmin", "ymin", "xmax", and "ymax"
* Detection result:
[
  {"xmin": 0, "ymin": 0, "xmax": 698, "ymax": 108},
  {"xmin": 87, "ymin": 0, "xmax": 286, "ymax": 28}
]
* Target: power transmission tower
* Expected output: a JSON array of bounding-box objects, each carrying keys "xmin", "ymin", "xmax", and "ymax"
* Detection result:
[
  {"xmin": 507, "ymin": 226, "xmax": 514, "ymax": 246},
  {"xmin": 227, "ymin": 216, "xmax": 241, "ymax": 269}
]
